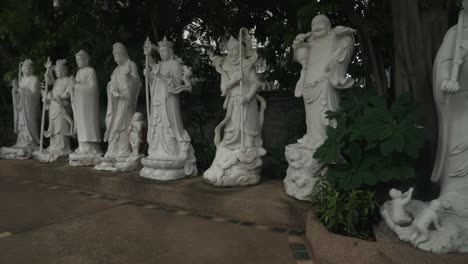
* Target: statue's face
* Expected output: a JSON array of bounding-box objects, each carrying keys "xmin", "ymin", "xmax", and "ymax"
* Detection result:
[
  {"xmin": 75, "ymin": 56, "xmax": 88, "ymax": 68},
  {"xmin": 21, "ymin": 65, "xmax": 33, "ymax": 76},
  {"xmin": 55, "ymin": 66, "xmax": 68, "ymax": 78},
  {"xmin": 311, "ymin": 16, "xmax": 331, "ymax": 38},
  {"xmin": 113, "ymin": 51, "xmax": 127, "ymax": 65},
  {"xmin": 159, "ymin": 47, "xmax": 172, "ymax": 61},
  {"xmin": 227, "ymin": 47, "xmax": 241, "ymax": 65}
]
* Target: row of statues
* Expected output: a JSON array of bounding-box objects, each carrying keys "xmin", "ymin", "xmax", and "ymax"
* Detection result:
[
  {"xmin": 0, "ymin": 15, "xmax": 356, "ymax": 187},
  {"xmin": 2, "ymin": 12, "xmax": 467, "ymax": 254}
]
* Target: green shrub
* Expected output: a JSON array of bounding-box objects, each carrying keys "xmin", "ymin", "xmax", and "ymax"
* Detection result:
[
  {"xmin": 313, "ymin": 88, "xmax": 427, "ymax": 190},
  {"xmin": 311, "ymin": 178, "xmax": 379, "ymax": 240},
  {"xmin": 310, "ymin": 88, "xmax": 428, "ymax": 239}
]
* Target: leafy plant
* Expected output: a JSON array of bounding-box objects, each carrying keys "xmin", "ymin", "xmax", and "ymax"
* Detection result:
[
  {"xmin": 313, "ymin": 88, "xmax": 428, "ymax": 190},
  {"xmin": 311, "ymin": 177, "xmax": 379, "ymax": 240}
]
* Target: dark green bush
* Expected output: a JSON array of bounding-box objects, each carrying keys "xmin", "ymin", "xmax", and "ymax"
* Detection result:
[
  {"xmin": 311, "ymin": 178, "xmax": 378, "ymax": 240},
  {"xmin": 314, "ymin": 88, "xmax": 428, "ymax": 190},
  {"xmin": 311, "ymin": 87, "xmax": 428, "ymax": 239}
]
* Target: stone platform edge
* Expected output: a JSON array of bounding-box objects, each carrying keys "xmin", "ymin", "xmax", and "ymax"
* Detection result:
[{"xmin": 0, "ymin": 160, "xmax": 309, "ymax": 229}]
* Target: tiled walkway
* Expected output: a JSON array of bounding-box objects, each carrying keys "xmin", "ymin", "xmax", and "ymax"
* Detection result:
[{"xmin": 0, "ymin": 176, "xmax": 316, "ymax": 264}]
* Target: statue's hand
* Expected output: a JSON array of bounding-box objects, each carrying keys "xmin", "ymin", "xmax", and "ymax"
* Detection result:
[
  {"xmin": 143, "ymin": 67, "xmax": 151, "ymax": 77},
  {"xmin": 441, "ymin": 80, "xmax": 460, "ymax": 94},
  {"xmin": 112, "ymin": 91, "xmax": 120, "ymax": 98},
  {"xmin": 231, "ymin": 72, "xmax": 243, "ymax": 83},
  {"xmin": 11, "ymin": 79, "xmax": 19, "ymax": 90},
  {"xmin": 143, "ymin": 45, "xmax": 152, "ymax": 56}
]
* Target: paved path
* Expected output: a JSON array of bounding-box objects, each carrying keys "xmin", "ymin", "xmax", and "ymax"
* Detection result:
[{"xmin": 0, "ymin": 176, "xmax": 315, "ymax": 264}]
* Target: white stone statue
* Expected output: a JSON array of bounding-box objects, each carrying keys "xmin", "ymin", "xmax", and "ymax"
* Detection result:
[
  {"xmin": 388, "ymin": 188, "xmax": 414, "ymax": 225},
  {"xmin": 94, "ymin": 43, "xmax": 142, "ymax": 172},
  {"xmin": 140, "ymin": 37, "xmax": 198, "ymax": 181},
  {"xmin": 33, "ymin": 59, "xmax": 74, "ymax": 163},
  {"xmin": 69, "ymin": 50, "xmax": 103, "ymax": 166},
  {"xmin": 203, "ymin": 29, "xmax": 267, "ymax": 187},
  {"xmin": 409, "ymin": 200, "xmax": 442, "ymax": 246},
  {"xmin": 0, "ymin": 59, "xmax": 40, "ymax": 160},
  {"xmin": 129, "ymin": 112, "xmax": 144, "ymax": 157},
  {"xmin": 381, "ymin": 3, "xmax": 468, "ymax": 253},
  {"xmin": 284, "ymin": 14, "xmax": 356, "ymax": 200}
]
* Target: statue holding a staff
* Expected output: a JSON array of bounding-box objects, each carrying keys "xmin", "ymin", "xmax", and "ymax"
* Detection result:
[
  {"xmin": 0, "ymin": 59, "xmax": 41, "ymax": 160},
  {"xmin": 203, "ymin": 29, "xmax": 267, "ymax": 187},
  {"xmin": 140, "ymin": 37, "xmax": 198, "ymax": 181},
  {"xmin": 33, "ymin": 59, "xmax": 74, "ymax": 163}
]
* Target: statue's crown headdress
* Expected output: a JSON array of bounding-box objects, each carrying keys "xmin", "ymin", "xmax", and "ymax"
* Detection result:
[
  {"xmin": 158, "ymin": 36, "xmax": 174, "ymax": 49},
  {"xmin": 113, "ymin": 42, "xmax": 128, "ymax": 55},
  {"xmin": 22, "ymin": 59, "xmax": 34, "ymax": 67},
  {"xmin": 75, "ymin": 50, "xmax": 90, "ymax": 58},
  {"xmin": 56, "ymin": 59, "xmax": 67, "ymax": 67}
]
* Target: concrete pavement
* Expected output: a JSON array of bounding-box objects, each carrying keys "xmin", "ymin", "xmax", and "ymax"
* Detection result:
[{"xmin": 0, "ymin": 176, "xmax": 315, "ymax": 264}]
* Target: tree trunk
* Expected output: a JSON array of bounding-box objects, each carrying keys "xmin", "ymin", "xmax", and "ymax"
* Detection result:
[{"xmin": 391, "ymin": 0, "xmax": 453, "ymax": 136}]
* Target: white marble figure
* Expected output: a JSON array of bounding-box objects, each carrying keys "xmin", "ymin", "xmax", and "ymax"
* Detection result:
[
  {"xmin": 0, "ymin": 59, "xmax": 40, "ymax": 160},
  {"xmin": 381, "ymin": 3, "xmax": 468, "ymax": 253},
  {"xmin": 284, "ymin": 15, "xmax": 356, "ymax": 200},
  {"xmin": 203, "ymin": 30, "xmax": 267, "ymax": 187},
  {"xmin": 33, "ymin": 59, "xmax": 74, "ymax": 162},
  {"xmin": 140, "ymin": 37, "xmax": 198, "ymax": 181},
  {"xmin": 409, "ymin": 200, "xmax": 442, "ymax": 246},
  {"xmin": 94, "ymin": 43, "xmax": 142, "ymax": 172},
  {"xmin": 388, "ymin": 188, "xmax": 414, "ymax": 225},
  {"xmin": 129, "ymin": 112, "xmax": 144, "ymax": 157},
  {"xmin": 69, "ymin": 50, "xmax": 103, "ymax": 166}
]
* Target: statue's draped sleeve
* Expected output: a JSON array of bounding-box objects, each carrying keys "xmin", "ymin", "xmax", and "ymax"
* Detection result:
[{"xmin": 328, "ymin": 27, "xmax": 355, "ymax": 89}]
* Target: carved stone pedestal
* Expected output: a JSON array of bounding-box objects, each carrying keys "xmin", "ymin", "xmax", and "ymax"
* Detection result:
[
  {"xmin": 381, "ymin": 200, "xmax": 468, "ymax": 253},
  {"xmin": 284, "ymin": 143, "xmax": 324, "ymax": 201},
  {"xmin": 140, "ymin": 149, "xmax": 197, "ymax": 181},
  {"xmin": 0, "ymin": 146, "xmax": 34, "ymax": 160},
  {"xmin": 33, "ymin": 150, "xmax": 69, "ymax": 163},
  {"xmin": 94, "ymin": 155, "xmax": 143, "ymax": 172},
  {"xmin": 203, "ymin": 147, "xmax": 266, "ymax": 187},
  {"xmin": 69, "ymin": 152, "xmax": 102, "ymax": 167}
]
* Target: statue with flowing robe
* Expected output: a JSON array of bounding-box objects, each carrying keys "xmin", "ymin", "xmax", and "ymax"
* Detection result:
[
  {"xmin": 34, "ymin": 59, "xmax": 74, "ymax": 162},
  {"xmin": 69, "ymin": 50, "xmax": 103, "ymax": 166},
  {"xmin": 380, "ymin": 3, "xmax": 468, "ymax": 253},
  {"xmin": 140, "ymin": 37, "xmax": 198, "ymax": 181},
  {"xmin": 95, "ymin": 43, "xmax": 142, "ymax": 172},
  {"xmin": 284, "ymin": 15, "xmax": 356, "ymax": 201},
  {"xmin": 203, "ymin": 33, "xmax": 267, "ymax": 187},
  {"xmin": 0, "ymin": 59, "xmax": 40, "ymax": 160}
]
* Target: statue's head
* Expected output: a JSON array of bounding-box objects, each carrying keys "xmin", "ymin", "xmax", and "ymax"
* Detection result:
[
  {"xmin": 55, "ymin": 59, "xmax": 69, "ymax": 78},
  {"xmin": 75, "ymin": 50, "xmax": 90, "ymax": 69},
  {"xmin": 133, "ymin": 112, "xmax": 143, "ymax": 122},
  {"xmin": 21, "ymin": 59, "xmax": 35, "ymax": 76},
  {"xmin": 389, "ymin": 189, "xmax": 402, "ymax": 199},
  {"xmin": 112, "ymin": 42, "xmax": 129, "ymax": 65},
  {"xmin": 158, "ymin": 37, "xmax": 174, "ymax": 61},
  {"xmin": 226, "ymin": 36, "xmax": 244, "ymax": 65},
  {"xmin": 311, "ymin": 14, "xmax": 331, "ymax": 38}
]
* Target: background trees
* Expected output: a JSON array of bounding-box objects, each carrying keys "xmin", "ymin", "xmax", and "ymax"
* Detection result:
[{"xmin": 0, "ymin": 0, "xmax": 463, "ymax": 172}]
